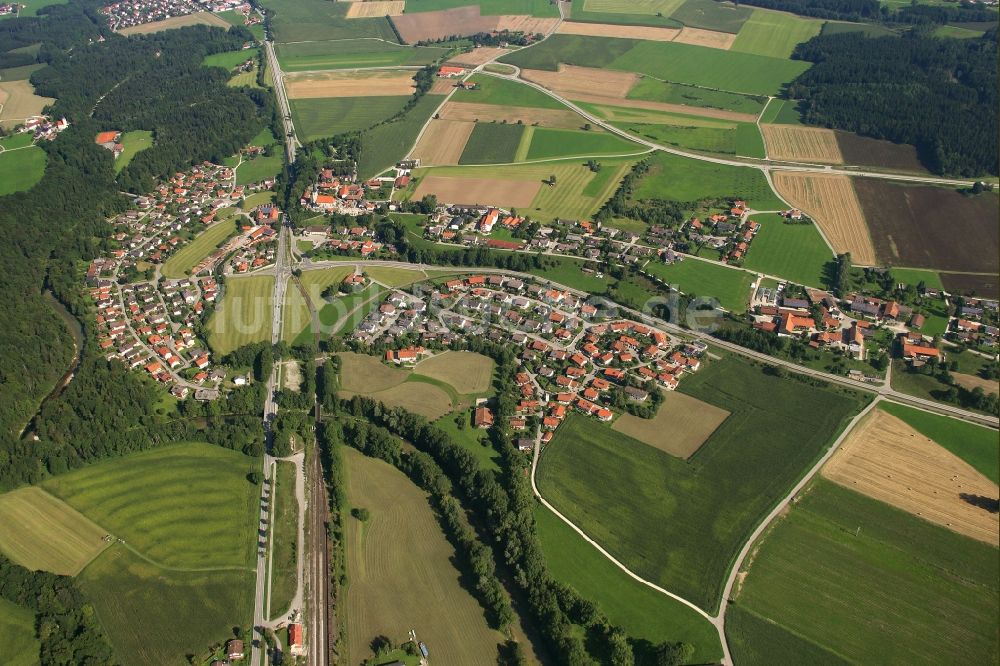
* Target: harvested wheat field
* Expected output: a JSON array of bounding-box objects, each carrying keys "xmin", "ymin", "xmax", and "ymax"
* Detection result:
[
  {"xmin": 118, "ymin": 11, "xmax": 229, "ymax": 35},
  {"xmin": 284, "ymin": 70, "xmax": 414, "ymax": 99},
  {"xmin": 413, "ymin": 175, "xmax": 541, "ymax": 207},
  {"xmin": 446, "ymin": 46, "xmax": 510, "ymax": 68},
  {"xmin": 345, "ymin": 0, "xmax": 405, "ymax": 18},
  {"xmin": 440, "ymin": 101, "xmax": 584, "ymax": 129},
  {"xmin": 612, "ymin": 391, "xmax": 730, "ymax": 459},
  {"xmin": 496, "ymin": 15, "xmax": 560, "ymax": 35},
  {"xmin": 823, "ymin": 409, "xmax": 999, "ymax": 545},
  {"xmin": 772, "ymin": 172, "xmax": 875, "ymax": 265},
  {"xmin": 0, "ymin": 80, "xmax": 54, "ymax": 128},
  {"xmin": 522, "ymin": 64, "xmax": 639, "ymax": 99},
  {"xmin": 411, "ymin": 119, "xmax": 475, "ymax": 165},
  {"xmin": 414, "ymin": 350, "xmax": 494, "ymax": 395},
  {"xmin": 339, "ymin": 351, "xmax": 409, "ymax": 393},
  {"xmin": 556, "ymin": 21, "xmax": 680, "ymax": 41},
  {"xmin": 429, "ymin": 77, "xmax": 458, "ymax": 94},
  {"xmin": 762, "ymin": 125, "xmax": 844, "ymax": 164},
  {"xmin": 673, "ymin": 26, "xmax": 736, "ymax": 49},
  {"xmin": 571, "ymin": 92, "xmax": 757, "ymax": 122},
  {"xmin": 391, "ymin": 6, "xmax": 498, "ymax": 43}
]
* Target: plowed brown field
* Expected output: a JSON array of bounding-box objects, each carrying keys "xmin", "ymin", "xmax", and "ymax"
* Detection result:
[
  {"xmin": 761, "ymin": 125, "xmax": 844, "ymax": 164},
  {"xmin": 556, "ymin": 20, "xmax": 680, "ymax": 41},
  {"xmin": 411, "ymin": 119, "xmax": 475, "ymax": 165},
  {"xmin": 772, "ymin": 172, "xmax": 876, "ymax": 265},
  {"xmin": 413, "ymin": 175, "xmax": 541, "ymax": 207},
  {"xmin": 284, "ymin": 71, "xmax": 415, "ymax": 99},
  {"xmin": 673, "ymin": 26, "xmax": 736, "ymax": 49},
  {"xmin": 823, "ymin": 409, "xmax": 999, "ymax": 545},
  {"xmin": 522, "ymin": 64, "xmax": 638, "ymax": 99},
  {"xmin": 496, "ymin": 15, "xmax": 560, "ymax": 35},
  {"xmin": 345, "ymin": 0, "xmax": 405, "ymax": 17},
  {"xmin": 446, "ymin": 46, "xmax": 510, "ymax": 68},
  {"xmin": 429, "ymin": 77, "xmax": 457, "ymax": 94},
  {"xmin": 391, "ymin": 6, "xmax": 498, "ymax": 43},
  {"xmin": 439, "ymin": 101, "xmax": 584, "ymax": 129}
]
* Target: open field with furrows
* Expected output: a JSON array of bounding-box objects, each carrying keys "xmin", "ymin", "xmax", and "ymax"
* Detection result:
[
  {"xmin": 117, "ymin": 11, "xmax": 230, "ymax": 34},
  {"xmin": 524, "ymin": 127, "xmax": 642, "ymax": 160},
  {"xmin": 627, "ymin": 77, "xmax": 766, "ymax": 116},
  {"xmin": 391, "ymin": 5, "xmax": 498, "ymax": 43},
  {"xmin": 0, "ymin": 79, "xmax": 53, "ymax": 129},
  {"xmin": 730, "ymin": 479, "xmax": 999, "ymax": 666},
  {"xmin": 290, "ymin": 95, "xmax": 410, "ymax": 142},
  {"xmin": 940, "ymin": 273, "xmax": 999, "ymax": 300},
  {"xmin": 261, "ymin": 0, "xmax": 398, "ymax": 42},
  {"xmin": 771, "ymin": 172, "xmax": 876, "ymax": 265},
  {"xmin": 644, "ymin": 258, "xmax": 753, "ymax": 311},
  {"xmin": 413, "ymin": 351, "xmax": 494, "ymax": 395},
  {"xmin": 496, "ymin": 14, "xmax": 560, "ymax": 33},
  {"xmin": 403, "ymin": 0, "xmax": 558, "ymax": 15},
  {"xmin": 284, "ymin": 70, "xmax": 415, "ymax": 99},
  {"xmin": 446, "ymin": 46, "xmax": 510, "ymax": 67},
  {"xmin": 761, "ymin": 125, "xmax": 844, "ymax": 163},
  {"xmin": 439, "ymin": 101, "xmax": 585, "ymax": 129},
  {"xmin": 822, "ymin": 408, "xmax": 998, "ymax": 544},
  {"xmin": 742, "ymin": 213, "xmax": 833, "ymax": 287},
  {"xmin": 275, "ymin": 39, "xmax": 446, "ymax": 71},
  {"xmin": 522, "ymin": 64, "xmax": 639, "ymax": 99},
  {"xmin": 612, "ymin": 390, "xmax": 729, "ymax": 458},
  {"xmin": 835, "ymin": 132, "xmax": 928, "ymax": 173},
  {"xmin": 672, "ymin": 25, "xmax": 736, "ymax": 48},
  {"xmin": 411, "ymin": 118, "xmax": 475, "ymax": 165},
  {"xmin": 854, "ymin": 180, "xmax": 999, "ymax": 274},
  {"xmin": 269, "ymin": 460, "xmax": 298, "ymax": 618},
  {"xmin": 731, "ymin": 9, "xmax": 824, "ymax": 58},
  {"xmin": 342, "ymin": 446, "xmax": 504, "ymax": 665},
  {"xmin": 282, "ymin": 267, "xmax": 355, "ymax": 342},
  {"xmin": 413, "ymin": 174, "xmax": 541, "ymax": 207},
  {"xmin": 0, "ymin": 598, "xmax": 38, "ymax": 666},
  {"xmin": 536, "ymin": 357, "xmax": 867, "ymax": 612},
  {"xmin": 557, "ymin": 20, "xmax": 680, "ymax": 40},
  {"xmin": 0, "ymin": 486, "xmax": 109, "ymax": 576},
  {"xmin": 879, "ymin": 401, "xmax": 998, "ymax": 483},
  {"xmin": 458, "ymin": 122, "xmax": 525, "ymax": 164},
  {"xmin": 207, "ymin": 275, "xmax": 274, "ymax": 354},
  {"xmin": 161, "ymin": 219, "xmax": 238, "ymax": 279},
  {"xmin": 535, "ymin": 505, "xmax": 724, "ymax": 663},
  {"xmin": 345, "ymin": 0, "xmax": 405, "ymax": 17},
  {"xmin": 0, "ymin": 143, "xmax": 45, "ymax": 196},
  {"xmin": 670, "ymin": 0, "xmax": 751, "ymax": 32}
]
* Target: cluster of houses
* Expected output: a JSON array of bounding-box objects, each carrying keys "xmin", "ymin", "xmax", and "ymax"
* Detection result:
[
  {"xmin": 300, "ymin": 168, "xmax": 394, "ymax": 216},
  {"xmin": 684, "ymin": 201, "xmax": 763, "ymax": 264},
  {"xmin": 17, "ymin": 115, "xmax": 69, "ymax": 140},
  {"xmin": 950, "ymin": 298, "xmax": 999, "ymax": 349},
  {"xmin": 101, "ymin": 0, "xmax": 205, "ymax": 30},
  {"xmin": 297, "ymin": 223, "xmax": 384, "ymax": 258},
  {"xmin": 0, "ymin": 2, "xmax": 21, "ymax": 15}
]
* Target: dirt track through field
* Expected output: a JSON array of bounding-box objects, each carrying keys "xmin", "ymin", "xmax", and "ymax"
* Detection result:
[
  {"xmin": 391, "ymin": 6, "xmax": 498, "ymax": 43},
  {"xmin": 413, "ymin": 175, "xmax": 541, "ymax": 207},
  {"xmin": 284, "ymin": 71, "xmax": 414, "ymax": 99},
  {"xmin": 761, "ymin": 125, "xmax": 844, "ymax": 164},
  {"xmin": 772, "ymin": 172, "xmax": 876, "ymax": 265},
  {"xmin": 522, "ymin": 64, "xmax": 639, "ymax": 99},
  {"xmin": 411, "ymin": 119, "xmax": 475, "ymax": 165},
  {"xmin": 673, "ymin": 26, "xmax": 736, "ymax": 49},
  {"xmin": 345, "ymin": 0, "xmax": 405, "ymax": 18},
  {"xmin": 569, "ymin": 91, "xmax": 757, "ymax": 122},
  {"xmin": 823, "ymin": 409, "xmax": 999, "ymax": 545},
  {"xmin": 439, "ymin": 101, "xmax": 585, "ymax": 129},
  {"xmin": 497, "ymin": 15, "xmax": 560, "ymax": 34},
  {"xmin": 557, "ymin": 20, "xmax": 680, "ymax": 41},
  {"xmin": 446, "ymin": 47, "xmax": 510, "ymax": 67}
]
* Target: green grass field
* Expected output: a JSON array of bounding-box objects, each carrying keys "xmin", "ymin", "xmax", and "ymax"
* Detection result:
[
  {"xmin": 217, "ymin": 9, "xmax": 266, "ymax": 40},
  {"xmin": 633, "ymin": 150, "xmax": 785, "ymax": 210},
  {"xmin": 610, "ymin": 41, "xmax": 812, "ymax": 97},
  {"xmin": 735, "ymin": 122, "xmax": 766, "ymax": 157},
  {"xmin": 114, "ymin": 129, "xmax": 153, "ymax": 173},
  {"xmin": 0, "ymin": 143, "xmax": 45, "ymax": 196},
  {"xmin": 365, "ymin": 266, "xmax": 426, "ymax": 287},
  {"xmin": 524, "ymin": 127, "xmax": 640, "ymax": 160},
  {"xmin": 669, "ymin": 0, "xmax": 751, "ymax": 32},
  {"xmin": 759, "ymin": 98, "xmax": 804, "ymax": 124},
  {"xmin": 498, "ymin": 34, "xmax": 638, "ymax": 71},
  {"xmin": 933, "ymin": 24, "xmax": 988, "ymax": 38},
  {"xmin": 0, "ymin": 0, "xmax": 65, "ymax": 18},
  {"xmin": 452, "ymin": 74, "xmax": 566, "ymax": 109},
  {"xmin": 879, "ymin": 401, "xmax": 998, "ymax": 483},
  {"xmin": 459, "ymin": 122, "xmax": 525, "ymax": 164},
  {"xmin": 0, "ymin": 597, "xmax": 39, "ymax": 666},
  {"xmin": 627, "ymin": 77, "xmax": 767, "ymax": 115},
  {"xmin": 569, "ymin": 0, "xmax": 685, "ymax": 27},
  {"xmin": 731, "ymin": 479, "xmax": 999, "ymax": 665},
  {"xmin": 731, "ymin": 9, "xmax": 825, "ymax": 58},
  {"xmin": 275, "ymin": 39, "xmax": 446, "ymax": 71},
  {"xmin": 282, "ymin": 266, "xmax": 354, "ymax": 342},
  {"xmin": 236, "ymin": 153, "xmax": 282, "ymax": 185},
  {"xmin": 161, "ymin": 219, "xmax": 239, "ymax": 279},
  {"xmin": 536, "ymin": 357, "xmax": 867, "ymax": 612},
  {"xmin": 535, "ymin": 505, "xmax": 723, "ymax": 663},
  {"xmin": 269, "ymin": 460, "xmax": 298, "ymax": 618},
  {"xmin": 291, "ymin": 95, "xmax": 410, "ymax": 143},
  {"xmin": 742, "ymin": 214, "xmax": 833, "ymax": 287},
  {"xmin": 240, "ymin": 191, "xmax": 275, "ymax": 210},
  {"xmin": 208, "ymin": 275, "xmax": 274, "ymax": 354},
  {"xmin": 644, "ymin": 257, "xmax": 754, "ymax": 311},
  {"xmin": 261, "ymin": 0, "xmax": 398, "ymax": 42},
  {"xmin": 432, "ymin": 412, "xmax": 501, "ymax": 472},
  {"xmin": 614, "ymin": 118, "xmax": 763, "ymax": 157},
  {"xmin": 888, "ymin": 267, "xmax": 943, "ymax": 289},
  {"xmin": 404, "ymin": 0, "xmax": 558, "ymax": 15},
  {"xmin": 0, "ymin": 486, "xmax": 109, "ymax": 576},
  {"xmin": 726, "ymin": 605, "xmax": 850, "ymax": 666},
  {"xmin": 358, "ymin": 93, "xmax": 441, "ymax": 179},
  {"xmin": 203, "ymin": 48, "xmax": 257, "ymax": 71}
]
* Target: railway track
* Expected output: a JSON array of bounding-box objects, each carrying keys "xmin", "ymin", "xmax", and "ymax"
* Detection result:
[{"xmin": 308, "ymin": 444, "xmax": 332, "ymax": 666}]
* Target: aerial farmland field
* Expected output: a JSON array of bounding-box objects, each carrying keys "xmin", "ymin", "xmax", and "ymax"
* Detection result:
[
  {"xmin": 611, "ymin": 390, "xmax": 730, "ymax": 458},
  {"xmin": 458, "ymin": 122, "xmax": 526, "ymax": 164},
  {"xmin": 290, "ymin": 95, "xmax": 410, "ymax": 143},
  {"xmin": 524, "ymin": 127, "xmax": 641, "ymax": 159},
  {"xmin": 741, "ymin": 213, "xmax": 833, "ymax": 287},
  {"xmin": 260, "ymin": 0, "xmax": 398, "ymax": 42},
  {"xmin": 0, "ymin": 141, "xmax": 45, "ymax": 196},
  {"xmin": 626, "ymin": 77, "xmax": 767, "ymax": 115},
  {"xmin": 0, "ymin": 597, "xmax": 38, "ymax": 666},
  {"xmin": 730, "ymin": 9, "xmax": 825, "ymax": 58},
  {"xmin": 644, "ymin": 257, "xmax": 754, "ymax": 312},
  {"xmin": 161, "ymin": 218, "xmax": 239, "ymax": 279},
  {"xmin": 207, "ymin": 275, "xmax": 274, "ymax": 354},
  {"xmin": 275, "ymin": 39, "xmax": 447, "ymax": 71},
  {"xmin": 669, "ymin": 0, "xmax": 752, "ymax": 33},
  {"xmin": 452, "ymin": 74, "xmax": 566, "ymax": 109}
]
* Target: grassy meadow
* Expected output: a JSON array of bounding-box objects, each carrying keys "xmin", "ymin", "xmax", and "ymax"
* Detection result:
[
  {"xmin": 669, "ymin": 0, "xmax": 751, "ymax": 32},
  {"xmin": 404, "ymin": 0, "xmax": 558, "ymax": 14},
  {"xmin": 358, "ymin": 93, "xmax": 441, "ymax": 179},
  {"xmin": 626, "ymin": 78, "xmax": 767, "ymax": 115},
  {"xmin": 0, "ymin": 142, "xmax": 45, "ymax": 196},
  {"xmin": 731, "ymin": 10, "xmax": 825, "ymax": 58},
  {"xmin": 459, "ymin": 122, "xmax": 526, "ymax": 164},
  {"xmin": 741, "ymin": 214, "xmax": 833, "ymax": 287},
  {"xmin": 291, "ymin": 95, "xmax": 410, "ymax": 142},
  {"xmin": 208, "ymin": 275, "xmax": 274, "ymax": 354},
  {"xmin": 260, "ymin": 0, "xmax": 398, "ymax": 43},
  {"xmin": 644, "ymin": 257, "xmax": 754, "ymax": 312},
  {"xmin": 114, "ymin": 130, "xmax": 153, "ymax": 173},
  {"xmin": 453, "ymin": 74, "xmax": 566, "ymax": 108},
  {"xmin": 281, "ymin": 266, "xmax": 354, "ymax": 342},
  {"xmin": 0, "ymin": 597, "xmax": 39, "ymax": 666},
  {"xmin": 269, "ymin": 460, "xmax": 298, "ymax": 618},
  {"xmin": 525, "ymin": 127, "xmax": 641, "ymax": 160},
  {"xmin": 161, "ymin": 218, "xmax": 239, "ymax": 279},
  {"xmin": 275, "ymin": 39, "xmax": 446, "ymax": 71}
]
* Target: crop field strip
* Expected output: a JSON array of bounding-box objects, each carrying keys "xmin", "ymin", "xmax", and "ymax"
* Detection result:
[
  {"xmin": 452, "ymin": 73, "xmax": 570, "ymax": 109},
  {"xmin": 284, "ymin": 70, "xmax": 416, "ymax": 99},
  {"xmin": 458, "ymin": 122, "xmax": 525, "ymax": 164},
  {"xmin": 822, "ymin": 408, "xmax": 999, "ymax": 544},
  {"xmin": 411, "ymin": 118, "xmax": 476, "ymax": 165},
  {"xmin": 261, "ymin": 0, "xmax": 399, "ymax": 43},
  {"xmin": 730, "ymin": 9, "xmax": 824, "ymax": 58},
  {"xmin": 391, "ymin": 5, "xmax": 499, "ymax": 43},
  {"xmin": 290, "ymin": 95, "xmax": 410, "ymax": 143},
  {"xmin": 412, "ymin": 350, "xmax": 494, "ymax": 395},
  {"xmin": 771, "ymin": 172, "xmax": 876, "ymax": 266},
  {"xmin": 556, "ymin": 20, "xmax": 680, "ymax": 41},
  {"xmin": 207, "ymin": 274, "xmax": 274, "ymax": 354},
  {"xmin": 626, "ymin": 77, "xmax": 766, "ymax": 116},
  {"xmin": 116, "ymin": 11, "xmax": 230, "ymax": 34},
  {"xmin": 446, "ymin": 46, "xmax": 511, "ymax": 68},
  {"xmin": 612, "ymin": 390, "xmax": 730, "ymax": 458},
  {"xmin": 275, "ymin": 39, "xmax": 446, "ymax": 71},
  {"xmin": 521, "ymin": 64, "xmax": 639, "ymax": 99},
  {"xmin": 161, "ymin": 218, "xmax": 238, "ymax": 279},
  {"xmin": 524, "ymin": 127, "xmax": 642, "ymax": 160},
  {"xmin": 581, "ymin": 97, "xmax": 758, "ymax": 124},
  {"xmin": 760, "ymin": 125, "xmax": 844, "ymax": 163},
  {"xmin": 644, "ymin": 257, "xmax": 754, "ymax": 311},
  {"xmin": 673, "ymin": 25, "xmax": 736, "ymax": 49},
  {"xmin": 0, "ymin": 79, "xmax": 54, "ymax": 129},
  {"xmin": 669, "ymin": 0, "xmax": 752, "ymax": 33},
  {"xmin": 344, "ymin": 0, "xmax": 405, "ymax": 17},
  {"xmin": 732, "ymin": 479, "xmax": 999, "ymax": 665},
  {"xmin": 439, "ymin": 101, "xmax": 586, "ymax": 130}
]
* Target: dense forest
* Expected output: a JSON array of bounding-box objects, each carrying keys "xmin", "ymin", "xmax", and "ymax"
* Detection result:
[
  {"xmin": 733, "ymin": 0, "xmax": 996, "ymax": 23},
  {"xmin": 789, "ymin": 31, "xmax": 998, "ymax": 176}
]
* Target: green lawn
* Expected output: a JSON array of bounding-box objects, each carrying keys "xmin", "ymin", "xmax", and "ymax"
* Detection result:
[
  {"xmin": 731, "ymin": 479, "xmax": 999, "ymax": 665},
  {"xmin": 742, "ymin": 214, "xmax": 833, "ymax": 287},
  {"xmin": 432, "ymin": 411, "xmax": 501, "ymax": 472},
  {"xmin": 879, "ymin": 401, "xmax": 999, "ymax": 483},
  {"xmin": 632, "ymin": 150, "xmax": 786, "ymax": 210},
  {"xmin": 669, "ymin": 0, "xmax": 752, "ymax": 32},
  {"xmin": 241, "ymin": 191, "xmax": 275, "ymax": 210},
  {"xmin": 458, "ymin": 122, "xmax": 525, "ymax": 164},
  {"xmin": 528, "ymin": 256, "xmax": 620, "ymax": 293},
  {"xmin": 208, "ymin": 275, "xmax": 275, "ymax": 354},
  {"xmin": 161, "ymin": 219, "xmax": 239, "ymax": 279},
  {"xmin": 113, "ymin": 130, "xmax": 153, "ymax": 173},
  {"xmin": 358, "ymin": 93, "xmax": 441, "ymax": 179},
  {"xmin": 536, "ymin": 357, "xmax": 867, "ymax": 612},
  {"xmin": 615, "ymin": 120, "xmax": 763, "ymax": 157},
  {"xmin": 888, "ymin": 267, "xmax": 943, "ymax": 290},
  {"xmin": 644, "ymin": 257, "xmax": 754, "ymax": 311},
  {"xmin": 452, "ymin": 74, "xmax": 566, "ymax": 109},
  {"xmin": 0, "ymin": 597, "xmax": 40, "ymax": 666},
  {"xmin": 275, "ymin": 39, "xmax": 446, "ymax": 71},
  {"xmin": 291, "ymin": 95, "xmax": 410, "ymax": 142},
  {"xmin": 236, "ymin": 153, "xmax": 283, "ymax": 185},
  {"xmin": 627, "ymin": 77, "xmax": 767, "ymax": 115},
  {"xmin": 498, "ymin": 34, "xmax": 639, "ymax": 71},
  {"xmin": 731, "ymin": 9, "xmax": 825, "ymax": 58},
  {"xmin": 269, "ymin": 460, "xmax": 298, "ymax": 618},
  {"xmin": 261, "ymin": 0, "xmax": 398, "ymax": 42},
  {"xmin": 535, "ymin": 505, "xmax": 723, "ymax": 663},
  {"xmin": 0, "ymin": 144, "xmax": 45, "ymax": 196},
  {"xmin": 524, "ymin": 127, "xmax": 640, "ymax": 160}
]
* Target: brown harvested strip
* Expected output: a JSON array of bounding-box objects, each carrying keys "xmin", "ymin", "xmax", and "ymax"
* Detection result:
[
  {"xmin": 556, "ymin": 20, "xmax": 680, "ymax": 41},
  {"xmin": 521, "ymin": 64, "xmax": 638, "ymax": 99},
  {"xmin": 761, "ymin": 124, "xmax": 844, "ymax": 164},
  {"xmin": 413, "ymin": 175, "xmax": 541, "ymax": 207},
  {"xmin": 568, "ymin": 90, "xmax": 758, "ymax": 123},
  {"xmin": 672, "ymin": 26, "xmax": 736, "ymax": 50},
  {"xmin": 344, "ymin": 0, "xmax": 405, "ymax": 18},
  {"xmin": 411, "ymin": 119, "xmax": 475, "ymax": 166},
  {"xmin": 439, "ymin": 101, "xmax": 586, "ymax": 130}
]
